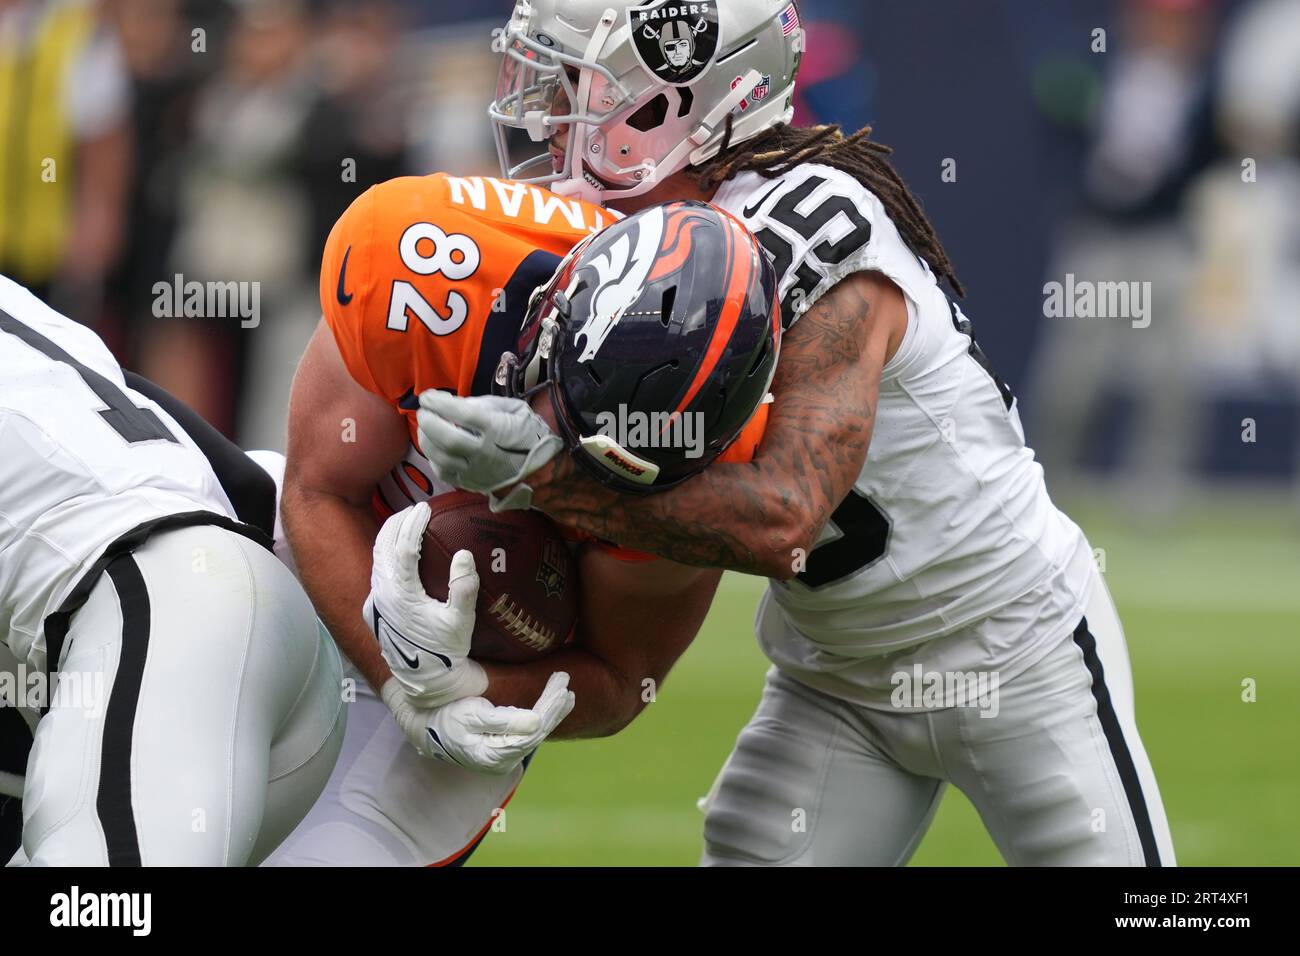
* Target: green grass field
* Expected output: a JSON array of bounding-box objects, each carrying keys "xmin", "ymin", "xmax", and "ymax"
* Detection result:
[{"xmin": 471, "ymin": 494, "xmax": 1300, "ymax": 866}]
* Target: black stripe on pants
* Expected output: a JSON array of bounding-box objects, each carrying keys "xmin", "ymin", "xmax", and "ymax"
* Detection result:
[
  {"xmin": 0, "ymin": 706, "xmax": 31, "ymax": 861},
  {"xmin": 98, "ymin": 554, "xmax": 151, "ymax": 867},
  {"xmin": 1072, "ymin": 617, "xmax": 1161, "ymax": 867}
]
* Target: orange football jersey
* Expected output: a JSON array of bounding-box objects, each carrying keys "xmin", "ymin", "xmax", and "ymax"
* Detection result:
[
  {"xmin": 320, "ymin": 172, "xmax": 768, "ymax": 555},
  {"xmin": 321, "ymin": 172, "xmax": 612, "ymax": 417}
]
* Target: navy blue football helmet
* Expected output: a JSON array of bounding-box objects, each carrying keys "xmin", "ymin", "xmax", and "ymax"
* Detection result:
[{"xmin": 495, "ymin": 200, "xmax": 781, "ymax": 494}]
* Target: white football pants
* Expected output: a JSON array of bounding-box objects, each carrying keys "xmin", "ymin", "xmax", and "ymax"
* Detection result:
[
  {"xmin": 263, "ymin": 660, "xmax": 524, "ymax": 867},
  {"xmin": 11, "ymin": 523, "xmax": 346, "ymax": 866},
  {"xmin": 701, "ymin": 572, "xmax": 1175, "ymax": 866},
  {"xmin": 248, "ymin": 450, "xmax": 520, "ymax": 868}
]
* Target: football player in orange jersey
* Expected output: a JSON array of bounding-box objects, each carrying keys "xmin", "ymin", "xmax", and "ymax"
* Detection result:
[{"xmin": 269, "ymin": 173, "xmax": 779, "ymax": 865}]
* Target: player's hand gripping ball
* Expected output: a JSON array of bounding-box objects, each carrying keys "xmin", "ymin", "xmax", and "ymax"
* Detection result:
[{"xmin": 417, "ymin": 491, "xmax": 579, "ymax": 663}]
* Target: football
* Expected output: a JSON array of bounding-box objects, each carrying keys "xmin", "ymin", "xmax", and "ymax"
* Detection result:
[{"xmin": 418, "ymin": 490, "xmax": 579, "ymax": 663}]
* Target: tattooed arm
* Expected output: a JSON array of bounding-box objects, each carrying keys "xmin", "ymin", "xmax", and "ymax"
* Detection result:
[{"xmin": 527, "ymin": 271, "xmax": 908, "ymax": 580}]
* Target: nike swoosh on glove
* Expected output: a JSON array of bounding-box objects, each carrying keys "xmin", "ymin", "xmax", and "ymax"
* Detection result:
[
  {"xmin": 416, "ymin": 390, "xmax": 563, "ymax": 511},
  {"xmin": 381, "ymin": 672, "xmax": 576, "ymax": 774},
  {"xmin": 363, "ymin": 502, "xmax": 487, "ymax": 708}
]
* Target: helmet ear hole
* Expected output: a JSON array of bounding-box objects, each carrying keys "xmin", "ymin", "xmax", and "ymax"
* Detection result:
[
  {"xmin": 676, "ymin": 86, "xmax": 694, "ymax": 118},
  {"xmin": 660, "ymin": 287, "xmax": 677, "ymax": 328},
  {"xmin": 626, "ymin": 93, "xmax": 670, "ymax": 132}
]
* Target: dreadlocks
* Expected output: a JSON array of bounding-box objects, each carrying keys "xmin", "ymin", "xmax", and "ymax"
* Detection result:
[{"xmin": 690, "ymin": 119, "xmax": 965, "ymax": 298}]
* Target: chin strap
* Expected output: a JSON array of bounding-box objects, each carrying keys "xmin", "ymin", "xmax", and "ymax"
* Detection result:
[
  {"xmin": 682, "ymin": 69, "xmax": 765, "ymax": 164},
  {"xmin": 561, "ymin": 9, "xmax": 621, "ymax": 200}
]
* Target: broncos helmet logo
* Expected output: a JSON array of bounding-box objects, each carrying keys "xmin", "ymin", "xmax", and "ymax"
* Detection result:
[{"xmin": 571, "ymin": 205, "xmax": 665, "ymax": 363}]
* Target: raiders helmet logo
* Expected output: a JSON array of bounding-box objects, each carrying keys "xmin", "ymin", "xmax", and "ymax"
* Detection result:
[{"xmin": 628, "ymin": 1, "xmax": 721, "ymax": 87}]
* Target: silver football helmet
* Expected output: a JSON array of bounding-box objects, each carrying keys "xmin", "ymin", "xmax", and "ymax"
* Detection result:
[{"xmin": 489, "ymin": 0, "xmax": 805, "ymax": 205}]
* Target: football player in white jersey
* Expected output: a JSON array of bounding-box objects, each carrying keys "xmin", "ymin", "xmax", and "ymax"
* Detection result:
[
  {"xmin": 0, "ymin": 275, "xmax": 346, "ymax": 865},
  {"xmin": 414, "ymin": 0, "xmax": 1176, "ymax": 865}
]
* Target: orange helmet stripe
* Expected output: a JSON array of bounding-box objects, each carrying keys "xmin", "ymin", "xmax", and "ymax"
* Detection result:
[
  {"xmin": 648, "ymin": 207, "xmax": 706, "ymax": 283},
  {"xmin": 671, "ymin": 215, "xmax": 755, "ymax": 416}
]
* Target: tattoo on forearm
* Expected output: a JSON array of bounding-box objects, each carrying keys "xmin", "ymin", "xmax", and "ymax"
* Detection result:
[{"xmin": 534, "ymin": 280, "xmax": 879, "ymax": 574}]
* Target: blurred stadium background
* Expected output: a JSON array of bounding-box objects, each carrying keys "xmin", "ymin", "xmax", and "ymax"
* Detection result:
[{"xmin": 2, "ymin": 0, "xmax": 1297, "ymax": 865}]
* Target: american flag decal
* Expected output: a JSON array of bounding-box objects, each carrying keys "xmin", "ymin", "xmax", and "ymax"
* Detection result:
[{"xmin": 780, "ymin": 3, "xmax": 800, "ymax": 36}]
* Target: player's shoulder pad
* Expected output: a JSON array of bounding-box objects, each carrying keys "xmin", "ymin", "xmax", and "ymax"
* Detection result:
[{"xmin": 713, "ymin": 162, "xmax": 928, "ymax": 327}]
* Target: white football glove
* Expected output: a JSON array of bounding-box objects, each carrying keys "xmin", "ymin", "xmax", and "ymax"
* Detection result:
[
  {"xmin": 381, "ymin": 672, "xmax": 575, "ymax": 774},
  {"xmin": 363, "ymin": 502, "xmax": 487, "ymax": 708},
  {"xmin": 416, "ymin": 390, "xmax": 563, "ymax": 511}
]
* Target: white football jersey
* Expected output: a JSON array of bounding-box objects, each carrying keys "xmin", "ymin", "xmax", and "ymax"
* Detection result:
[
  {"xmin": 0, "ymin": 276, "xmax": 238, "ymax": 670},
  {"xmin": 712, "ymin": 165, "xmax": 1096, "ymax": 705}
]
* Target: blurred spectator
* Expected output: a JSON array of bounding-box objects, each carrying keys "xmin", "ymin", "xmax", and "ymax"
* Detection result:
[
  {"xmin": 238, "ymin": 0, "xmax": 420, "ymax": 448},
  {"xmin": 296, "ymin": 0, "xmax": 410, "ymax": 261},
  {"xmin": 1185, "ymin": 0, "xmax": 1300, "ymax": 383},
  {"xmin": 1026, "ymin": 0, "xmax": 1226, "ymax": 513},
  {"xmin": 1191, "ymin": 0, "xmax": 1300, "ymax": 494},
  {"xmin": 102, "ymin": 0, "xmax": 213, "ymax": 366},
  {"xmin": 157, "ymin": 0, "xmax": 318, "ymax": 436},
  {"xmin": 1082, "ymin": 0, "xmax": 1220, "ymax": 220},
  {"xmin": 136, "ymin": 0, "xmax": 424, "ymax": 443},
  {"xmin": 0, "ymin": 0, "xmax": 132, "ymax": 321}
]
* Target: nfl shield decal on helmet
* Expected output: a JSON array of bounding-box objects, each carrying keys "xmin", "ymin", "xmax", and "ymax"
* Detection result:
[
  {"xmin": 731, "ymin": 73, "xmax": 772, "ymax": 112},
  {"xmin": 628, "ymin": 1, "xmax": 721, "ymax": 87}
]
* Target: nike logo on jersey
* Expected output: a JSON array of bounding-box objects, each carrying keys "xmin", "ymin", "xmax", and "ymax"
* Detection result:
[
  {"xmin": 743, "ymin": 182, "xmax": 784, "ymax": 219},
  {"xmin": 337, "ymin": 246, "xmax": 354, "ymax": 305}
]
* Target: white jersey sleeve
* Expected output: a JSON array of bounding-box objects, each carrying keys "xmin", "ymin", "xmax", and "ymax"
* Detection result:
[
  {"xmin": 713, "ymin": 163, "xmax": 933, "ymax": 328},
  {"xmin": 714, "ymin": 166, "xmax": 1096, "ymax": 707},
  {"xmin": 0, "ymin": 276, "xmax": 238, "ymax": 670}
]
